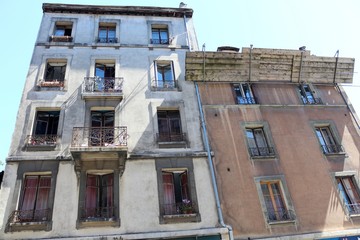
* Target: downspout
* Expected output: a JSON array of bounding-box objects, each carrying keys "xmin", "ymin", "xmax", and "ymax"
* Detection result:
[{"xmin": 193, "ymin": 45, "xmax": 234, "ymax": 240}]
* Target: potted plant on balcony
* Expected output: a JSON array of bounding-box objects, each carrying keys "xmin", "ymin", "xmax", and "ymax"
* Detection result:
[{"xmin": 180, "ymin": 199, "xmax": 193, "ymax": 214}]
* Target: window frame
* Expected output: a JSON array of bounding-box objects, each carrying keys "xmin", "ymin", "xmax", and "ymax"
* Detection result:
[
  {"xmin": 255, "ymin": 175, "xmax": 296, "ymax": 225},
  {"xmin": 242, "ymin": 122, "xmax": 276, "ymax": 159},
  {"xmin": 151, "ymin": 24, "xmax": 169, "ymax": 45},
  {"xmin": 154, "ymin": 61, "xmax": 176, "ymax": 90},
  {"xmin": 156, "ymin": 159, "xmax": 201, "ymax": 224},
  {"xmin": 50, "ymin": 21, "xmax": 73, "ymax": 42},
  {"xmin": 97, "ymin": 22, "xmax": 117, "ymax": 43},
  {"xmin": 312, "ymin": 122, "xmax": 344, "ymax": 155},
  {"xmin": 298, "ymin": 83, "xmax": 322, "ymax": 105},
  {"xmin": 157, "ymin": 109, "xmax": 186, "ymax": 145},
  {"xmin": 233, "ymin": 83, "xmax": 256, "ymax": 104},
  {"xmin": 334, "ymin": 172, "xmax": 360, "ymax": 217}
]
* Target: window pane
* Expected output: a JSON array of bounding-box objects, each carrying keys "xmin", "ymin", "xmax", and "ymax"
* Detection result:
[
  {"xmin": 246, "ymin": 129, "xmax": 256, "ymax": 148},
  {"xmin": 21, "ymin": 176, "xmax": 39, "ymax": 211},
  {"xmin": 85, "ymin": 175, "xmax": 98, "ymax": 211},
  {"xmin": 162, "ymin": 172, "xmax": 175, "ymax": 214},
  {"xmin": 254, "ymin": 128, "xmax": 267, "ymax": 148},
  {"xmin": 108, "ymin": 28, "xmax": 116, "ymax": 38},
  {"xmin": 180, "ymin": 171, "xmax": 189, "ymax": 201},
  {"xmin": 35, "ymin": 176, "xmax": 51, "ymax": 210},
  {"xmin": 54, "ymin": 28, "xmax": 65, "ymax": 36}
]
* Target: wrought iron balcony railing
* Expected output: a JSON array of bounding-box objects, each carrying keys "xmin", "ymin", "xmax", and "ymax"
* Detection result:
[
  {"xmin": 150, "ymin": 38, "xmax": 169, "ymax": 44},
  {"xmin": 71, "ymin": 127, "xmax": 127, "ymax": 148},
  {"xmin": 346, "ymin": 203, "xmax": 360, "ymax": 215},
  {"xmin": 249, "ymin": 147, "xmax": 275, "ymax": 157},
  {"xmin": 301, "ymin": 97, "xmax": 323, "ymax": 105},
  {"xmin": 80, "ymin": 207, "xmax": 115, "ymax": 220},
  {"xmin": 49, "ymin": 35, "xmax": 73, "ymax": 42},
  {"xmin": 265, "ymin": 209, "xmax": 296, "ymax": 223},
  {"xmin": 25, "ymin": 135, "xmax": 58, "ymax": 146},
  {"xmin": 83, "ymin": 77, "xmax": 123, "ymax": 93},
  {"xmin": 152, "ymin": 79, "xmax": 178, "ymax": 90},
  {"xmin": 96, "ymin": 37, "xmax": 118, "ymax": 43},
  {"xmin": 321, "ymin": 144, "xmax": 344, "ymax": 154},
  {"xmin": 7, "ymin": 209, "xmax": 51, "ymax": 223},
  {"xmin": 157, "ymin": 132, "xmax": 187, "ymax": 143},
  {"xmin": 37, "ymin": 79, "xmax": 65, "ymax": 88},
  {"xmin": 162, "ymin": 201, "xmax": 197, "ymax": 215},
  {"xmin": 236, "ymin": 97, "xmax": 257, "ymax": 104}
]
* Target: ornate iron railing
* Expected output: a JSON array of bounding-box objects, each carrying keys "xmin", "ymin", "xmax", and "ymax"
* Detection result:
[
  {"xmin": 157, "ymin": 132, "xmax": 187, "ymax": 142},
  {"xmin": 301, "ymin": 97, "xmax": 323, "ymax": 105},
  {"xmin": 26, "ymin": 135, "xmax": 58, "ymax": 146},
  {"xmin": 49, "ymin": 35, "xmax": 73, "ymax": 42},
  {"xmin": 162, "ymin": 201, "xmax": 197, "ymax": 215},
  {"xmin": 80, "ymin": 207, "xmax": 115, "ymax": 220},
  {"xmin": 83, "ymin": 77, "xmax": 123, "ymax": 93},
  {"xmin": 237, "ymin": 97, "xmax": 257, "ymax": 104},
  {"xmin": 249, "ymin": 147, "xmax": 275, "ymax": 157},
  {"xmin": 265, "ymin": 209, "xmax": 296, "ymax": 223},
  {"xmin": 346, "ymin": 203, "xmax": 360, "ymax": 215},
  {"xmin": 71, "ymin": 127, "xmax": 127, "ymax": 147},
  {"xmin": 96, "ymin": 37, "xmax": 118, "ymax": 43},
  {"xmin": 321, "ymin": 144, "xmax": 344, "ymax": 154},
  {"xmin": 150, "ymin": 38, "xmax": 169, "ymax": 44},
  {"xmin": 37, "ymin": 79, "xmax": 64, "ymax": 88},
  {"xmin": 7, "ymin": 209, "xmax": 51, "ymax": 223},
  {"xmin": 152, "ymin": 80, "xmax": 178, "ymax": 90}
]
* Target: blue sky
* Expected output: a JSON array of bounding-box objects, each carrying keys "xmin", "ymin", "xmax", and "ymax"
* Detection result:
[{"xmin": 1, "ymin": 0, "xmax": 359, "ymax": 170}]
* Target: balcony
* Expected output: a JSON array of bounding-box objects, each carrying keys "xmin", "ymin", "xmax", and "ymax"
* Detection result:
[
  {"xmin": 236, "ymin": 97, "xmax": 257, "ymax": 105},
  {"xmin": 37, "ymin": 79, "xmax": 64, "ymax": 89},
  {"xmin": 49, "ymin": 35, "xmax": 73, "ymax": 42},
  {"xmin": 160, "ymin": 201, "xmax": 200, "ymax": 224},
  {"xmin": 265, "ymin": 209, "xmax": 296, "ymax": 224},
  {"xmin": 152, "ymin": 79, "xmax": 179, "ymax": 91},
  {"xmin": 96, "ymin": 37, "xmax": 118, "ymax": 43},
  {"xmin": 301, "ymin": 97, "xmax": 323, "ymax": 105},
  {"xmin": 248, "ymin": 147, "xmax": 275, "ymax": 158},
  {"xmin": 6, "ymin": 209, "xmax": 52, "ymax": 232},
  {"xmin": 82, "ymin": 77, "xmax": 124, "ymax": 100},
  {"xmin": 157, "ymin": 133, "xmax": 187, "ymax": 148},
  {"xmin": 24, "ymin": 135, "xmax": 58, "ymax": 151},
  {"xmin": 321, "ymin": 144, "xmax": 345, "ymax": 154}
]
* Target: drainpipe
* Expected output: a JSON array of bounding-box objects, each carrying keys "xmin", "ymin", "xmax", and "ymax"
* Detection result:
[{"xmin": 195, "ymin": 82, "xmax": 234, "ymax": 240}]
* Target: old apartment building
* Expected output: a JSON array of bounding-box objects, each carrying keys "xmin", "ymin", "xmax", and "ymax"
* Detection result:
[
  {"xmin": 0, "ymin": 3, "xmax": 228, "ymax": 240},
  {"xmin": 185, "ymin": 47, "xmax": 359, "ymax": 239}
]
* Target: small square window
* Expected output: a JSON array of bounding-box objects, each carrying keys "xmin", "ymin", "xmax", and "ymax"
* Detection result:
[
  {"xmin": 298, "ymin": 84, "xmax": 322, "ymax": 105},
  {"xmin": 315, "ymin": 126, "xmax": 344, "ymax": 154},
  {"xmin": 151, "ymin": 25, "xmax": 169, "ymax": 44},
  {"xmin": 245, "ymin": 127, "xmax": 275, "ymax": 157},
  {"xmin": 98, "ymin": 23, "xmax": 117, "ymax": 43},
  {"xmin": 234, "ymin": 83, "xmax": 256, "ymax": 104},
  {"xmin": 50, "ymin": 22, "xmax": 73, "ymax": 42},
  {"xmin": 336, "ymin": 176, "xmax": 360, "ymax": 216}
]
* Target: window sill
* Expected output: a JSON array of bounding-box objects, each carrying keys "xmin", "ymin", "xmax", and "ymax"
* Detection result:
[
  {"xmin": 324, "ymin": 152, "xmax": 346, "ymax": 156},
  {"xmin": 151, "ymin": 86, "xmax": 180, "ymax": 92},
  {"xmin": 160, "ymin": 213, "xmax": 201, "ymax": 224},
  {"xmin": 268, "ymin": 219, "xmax": 296, "ymax": 226},
  {"xmin": 6, "ymin": 221, "xmax": 52, "ymax": 232},
  {"xmin": 250, "ymin": 155, "xmax": 277, "ymax": 161},
  {"xmin": 77, "ymin": 218, "xmax": 120, "ymax": 228},
  {"xmin": 158, "ymin": 141, "xmax": 188, "ymax": 149},
  {"xmin": 24, "ymin": 144, "xmax": 57, "ymax": 152}
]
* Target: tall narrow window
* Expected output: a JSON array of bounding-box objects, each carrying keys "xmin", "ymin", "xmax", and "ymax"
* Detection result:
[
  {"xmin": 83, "ymin": 173, "xmax": 114, "ymax": 219},
  {"xmin": 19, "ymin": 175, "xmax": 51, "ymax": 222},
  {"xmin": 337, "ymin": 176, "xmax": 360, "ymax": 215},
  {"xmin": 315, "ymin": 126, "xmax": 343, "ymax": 153},
  {"xmin": 162, "ymin": 170, "xmax": 192, "ymax": 215},
  {"xmin": 98, "ymin": 23, "xmax": 117, "ymax": 43},
  {"xmin": 94, "ymin": 63, "xmax": 115, "ymax": 91},
  {"xmin": 155, "ymin": 61, "xmax": 175, "ymax": 89},
  {"xmin": 90, "ymin": 110, "xmax": 114, "ymax": 146},
  {"xmin": 151, "ymin": 25, "xmax": 169, "ymax": 44},
  {"xmin": 157, "ymin": 110, "xmax": 184, "ymax": 142},
  {"xmin": 246, "ymin": 127, "xmax": 274, "ymax": 157},
  {"xmin": 298, "ymin": 84, "xmax": 322, "ymax": 104},
  {"xmin": 234, "ymin": 83, "xmax": 256, "ymax": 104},
  {"xmin": 260, "ymin": 181, "xmax": 294, "ymax": 222},
  {"xmin": 50, "ymin": 22, "xmax": 73, "ymax": 42}
]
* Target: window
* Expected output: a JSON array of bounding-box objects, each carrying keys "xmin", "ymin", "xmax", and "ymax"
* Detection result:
[
  {"xmin": 157, "ymin": 110, "xmax": 185, "ymax": 142},
  {"xmin": 28, "ymin": 111, "xmax": 59, "ymax": 146},
  {"xmin": 18, "ymin": 175, "xmax": 52, "ymax": 222},
  {"xmin": 298, "ymin": 84, "xmax": 322, "ymax": 104},
  {"xmin": 41, "ymin": 61, "xmax": 66, "ymax": 87},
  {"xmin": 154, "ymin": 61, "xmax": 176, "ymax": 90},
  {"xmin": 260, "ymin": 180, "xmax": 295, "ymax": 222},
  {"xmin": 50, "ymin": 22, "xmax": 73, "ymax": 42},
  {"xmin": 81, "ymin": 173, "xmax": 114, "ymax": 220},
  {"xmin": 337, "ymin": 176, "xmax": 360, "ymax": 215},
  {"xmin": 246, "ymin": 127, "xmax": 275, "ymax": 157},
  {"xmin": 90, "ymin": 110, "xmax": 114, "ymax": 146},
  {"xmin": 151, "ymin": 25, "xmax": 169, "ymax": 44},
  {"xmin": 98, "ymin": 23, "xmax": 117, "ymax": 43},
  {"xmin": 234, "ymin": 83, "xmax": 256, "ymax": 104},
  {"xmin": 162, "ymin": 170, "xmax": 193, "ymax": 215},
  {"xmin": 95, "ymin": 63, "xmax": 115, "ymax": 91},
  {"xmin": 315, "ymin": 126, "xmax": 343, "ymax": 154}
]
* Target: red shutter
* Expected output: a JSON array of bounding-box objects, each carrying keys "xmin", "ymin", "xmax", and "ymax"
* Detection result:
[{"xmin": 162, "ymin": 172, "xmax": 175, "ymax": 214}]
